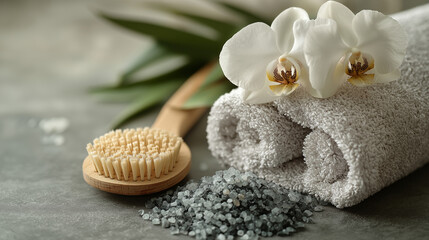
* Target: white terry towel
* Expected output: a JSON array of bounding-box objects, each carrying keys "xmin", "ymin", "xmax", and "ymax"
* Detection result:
[{"xmin": 207, "ymin": 4, "xmax": 429, "ymax": 208}]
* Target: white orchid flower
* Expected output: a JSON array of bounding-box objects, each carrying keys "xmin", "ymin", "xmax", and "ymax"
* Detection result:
[
  {"xmin": 220, "ymin": 7, "xmax": 328, "ymax": 104},
  {"xmin": 304, "ymin": 1, "xmax": 408, "ymax": 98}
]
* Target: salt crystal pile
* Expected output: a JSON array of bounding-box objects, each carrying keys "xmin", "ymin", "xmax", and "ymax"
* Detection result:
[{"xmin": 140, "ymin": 168, "xmax": 324, "ymax": 240}]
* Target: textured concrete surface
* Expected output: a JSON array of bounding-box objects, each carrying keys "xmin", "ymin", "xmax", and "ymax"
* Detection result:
[{"xmin": 0, "ymin": 0, "xmax": 428, "ymax": 239}]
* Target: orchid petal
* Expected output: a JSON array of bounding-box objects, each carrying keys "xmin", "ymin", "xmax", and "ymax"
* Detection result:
[
  {"xmin": 269, "ymin": 83, "xmax": 299, "ymax": 96},
  {"xmin": 293, "ymin": 63, "xmax": 321, "ymax": 98},
  {"xmin": 347, "ymin": 74, "xmax": 375, "ymax": 86},
  {"xmin": 353, "ymin": 10, "xmax": 407, "ymax": 74},
  {"xmin": 317, "ymin": 1, "xmax": 357, "ymax": 47},
  {"xmin": 242, "ymin": 87, "xmax": 279, "ymax": 104},
  {"xmin": 289, "ymin": 18, "xmax": 332, "ymax": 62},
  {"xmin": 271, "ymin": 7, "xmax": 309, "ymax": 52},
  {"xmin": 304, "ymin": 21, "xmax": 348, "ymax": 98},
  {"xmin": 220, "ymin": 23, "xmax": 280, "ymax": 91},
  {"xmin": 374, "ymin": 68, "xmax": 401, "ymax": 84}
]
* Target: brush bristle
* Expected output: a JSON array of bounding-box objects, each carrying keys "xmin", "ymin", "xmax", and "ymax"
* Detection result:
[{"xmin": 86, "ymin": 127, "xmax": 182, "ymax": 181}]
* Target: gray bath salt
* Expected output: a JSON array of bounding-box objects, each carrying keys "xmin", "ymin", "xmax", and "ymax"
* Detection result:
[{"xmin": 140, "ymin": 168, "xmax": 323, "ymax": 239}]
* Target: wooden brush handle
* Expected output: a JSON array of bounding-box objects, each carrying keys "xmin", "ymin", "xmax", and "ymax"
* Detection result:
[{"xmin": 151, "ymin": 63, "xmax": 214, "ymax": 137}]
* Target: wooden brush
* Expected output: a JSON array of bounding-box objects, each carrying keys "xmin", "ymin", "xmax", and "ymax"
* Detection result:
[
  {"xmin": 82, "ymin": 63, "xmax": 213, "ymax": 195},
  {"xmin": 86, "ymin": 127, "xmax": 182, "ymax": 181}
]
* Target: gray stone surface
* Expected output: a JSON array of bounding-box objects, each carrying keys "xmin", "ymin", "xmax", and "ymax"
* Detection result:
[{"xmin": 0, "ymin": 0, "xmax": 428, "ymax": 239}]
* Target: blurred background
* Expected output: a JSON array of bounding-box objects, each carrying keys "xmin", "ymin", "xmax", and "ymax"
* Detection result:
[
  {"xmin": 1, "ymin": 0, "xmax": 428, "ymax": 239},
  {"xmin": 1, "ymin": 0, "xmax": 428, "ymax": 129}
]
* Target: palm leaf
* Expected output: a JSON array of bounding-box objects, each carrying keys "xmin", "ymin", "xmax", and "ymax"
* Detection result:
[
  {"xmin": 200, "ymin": 61, "xmax": 224, "ymax": 89},
  {"xmin": 99, "ymin": 13, "xmax": 220, "ymax": 59},
  {"xmin": 182, "ymin": 80, "xmax": 234, "ymax": 109},
  {"xmin": 177, "ymin": 13, "xmax": 238, "ymax": 36},
  {"xmin": 218, "ymin": 3, "xmax": 269, "ymax": 24},
  {"xmin": 155, "ymin": 8, "xmax": 240, "ymax": 40},
  {"xmin": 92, "ymin": 61, "xmax": 203, "ymax": 92},
  {"xmin": 120, "ymin": 54, "xmax": 190, "ymax": 85},
  {"xmin": 90, "ymin": 85, "xmax": 151, "ymax": 103},
  {"xmin": 118, "ymin": 44, "xmax": 171, "ymax": 85},
  {"xmin": 111, "ymin": 79, "xmax": 184, "ymax": 128}
]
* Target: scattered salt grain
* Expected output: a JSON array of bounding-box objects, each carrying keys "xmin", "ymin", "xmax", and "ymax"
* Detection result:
[
  {"xmin": 42, "ymin": 135, "xmax": 65, "ymax": 146},
  {"xmin": 39, "ymin": 117, "xmax": 69, "ymax": 134},
  {"xmin": 152, "ymin": 218, "xmax": 160, "ymax": 225},
  {"xmin": 217, "ymin": 234, "xmax": 225, "ymax": 240},
  {"xmin": 168, "ymin": 217, "xmax": 176, "ymax": 224},
  {"xmin": 304, "ymin": 210, "xmax": 313, "ymax": 217},
  {"xmin": 139, "ymin": 167, "xmax": 323, "ymax": 239},
  {"xmin": 161, "ymin": 218, "xmax": 170, "ymax": 228},
  {"xmin": 36, "ymin": 117, "xmax": 70, "ymax": 146},
  {"xmin": 314, "ymin": 206, "xmax": 324, "ymax": 212}
]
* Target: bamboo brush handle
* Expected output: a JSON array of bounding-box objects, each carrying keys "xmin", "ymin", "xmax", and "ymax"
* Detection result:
[{"xmin": 151, "ymin": 63, "xmax": 214, "ymax": 137}]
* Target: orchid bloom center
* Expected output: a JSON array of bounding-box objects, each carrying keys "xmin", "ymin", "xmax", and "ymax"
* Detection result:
[
  {"xmin": 270, "ymin": 57, "xmax": 299, "ymax": 85},
  {"xmin": 345, "ymin": 51, "xmax": 375, "ymax": 84},
  {"xmin": 266, "ymin": 56, "xmax": 301, "ymax": 96}
]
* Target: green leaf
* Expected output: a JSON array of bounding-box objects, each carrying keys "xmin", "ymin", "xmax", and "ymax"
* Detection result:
[
  {"xmin": 179, "ymin": 14, "xmax": 238, "ymax": 36},
  {"xmin": 122, "ymin": 54, "xmax": 190, "ymax": 85},
  {"xmin": 182, "ymin": 81, "xmax": 234, "ymax": 109},
  {"xmin": 90, "ymin": 75, "xmax": 187, "ymax": 103},
  {"xmin": 156, "ymin": 41, "xmax": 218, "ymax": 60},
  {"xmin": 200, "ymin": 61, "xmax": 224, "ymax": 89},
  {"xmin": 90, "ymin": 85, "xmax": 150, "ymax": 103},
  {"xmin": 111, "ymin": 79, "xmax": 184, "ymax": 129},
  {"xmin": 218, "ymin": 3, "xmax": 269, "ymax": 24},
  {"xmin": 91, "ymin": 61, "xmax": 204, "ymax": 94},
  {"xmin": 100, "ymin": 13, "xmax": 220, "ymax": 58},
  {"xmin": 124, "ymin": 61, "xmax": 203, "ymax": 87},
  {"xmin": 163, "ymin": 10, "xmax": 239, "ymax": 40},
  {"xmin": 118, "ymin": 44, "xmax": 171, "ymax": 85}
]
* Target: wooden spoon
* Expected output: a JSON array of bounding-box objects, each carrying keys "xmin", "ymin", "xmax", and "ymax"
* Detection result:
[{"xmin": 82, "ymin": 63, "xmax": 213, "ymax": 195}]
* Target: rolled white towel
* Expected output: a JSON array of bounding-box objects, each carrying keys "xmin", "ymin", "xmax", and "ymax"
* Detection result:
[
  {"xmin": 303, "ymin": 130, "xmax": 348, "ymax": 185},
  {"xmin": 207, "ymin": 91, "xmax": 310, "ymax": 170},
  {"xmin": 207, "ymin": 4, "xmax": 429, "ymax": 208}
]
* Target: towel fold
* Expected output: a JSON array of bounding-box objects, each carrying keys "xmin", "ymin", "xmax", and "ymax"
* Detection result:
[{"xmin": 207, "ymin": 4, "xmax": 429, "ymax": 208}]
